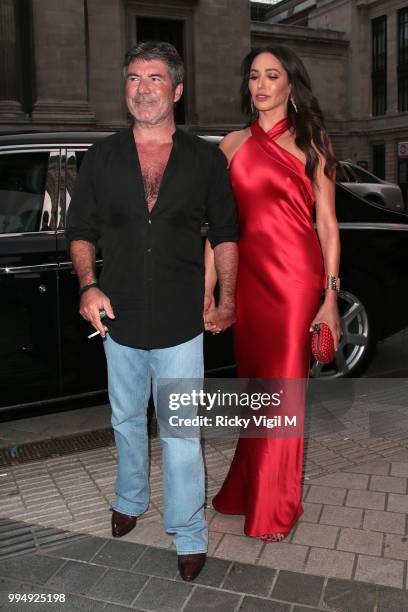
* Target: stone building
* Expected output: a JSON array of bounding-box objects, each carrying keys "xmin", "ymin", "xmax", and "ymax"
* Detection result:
[
  {"xmin": 1, "ymin": 0, "xmax": 407, "ymax": 203},
  {"xmin": 0, "ymin": 0, "xmax": 251, "ymax": 134},
  {"xmin": 263, "ymin": 0, "xmax": 408, "ymax": 205}
]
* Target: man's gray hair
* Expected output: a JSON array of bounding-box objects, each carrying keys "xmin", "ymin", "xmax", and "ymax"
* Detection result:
[{"xmin": 123, "ymin": 41, "xmax": 184, "ymax": 88}]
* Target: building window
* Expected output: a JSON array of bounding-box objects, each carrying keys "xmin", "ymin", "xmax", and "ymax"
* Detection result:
[
  {"xmin": 399, "ymin": 8, "xmax": 408, "ymax": 112},
  {"xmin": 136, "ymin": 17, "xmax": 186, "ymax": 124},
  {"xmin": 372, "ymin": 16, "xmax": 387, "ymax": 116},
  {"xmin": 372, "ymin": 144, "xmax": 386, "ymax": 180}
]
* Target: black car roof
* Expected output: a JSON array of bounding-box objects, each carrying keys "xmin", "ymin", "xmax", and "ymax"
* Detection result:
[
  {"xmin": 0, "ymin": 130, "xmax": 222, "ymax": 148},
  {"xmin": 0, "ymin": 131, "xmax": 114, "ymax": 147}
]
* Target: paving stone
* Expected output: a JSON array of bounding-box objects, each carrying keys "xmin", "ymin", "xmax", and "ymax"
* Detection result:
[
  {"xmin": 383, "ymin": 533, "xmax": 408, "ymax": 561},
  {"xmin": 271, "ymin": 570, "xmax": 324, "ymax": 606},
  {"xmin": 387, "ymin": 492, "xmax": 408, "ymax": 513},
  {"xmin": 51, "ymin": 593, "xmax": 106, "ymax": 610},
  {"xmin": 390, "ymin": 462, "xmax": 408, "ymax": 477},
  {"xmin": 45, "ymin": 536, "xmax": 106, "ymax": 562},
  {"xmin": 121, "ymin": 520, "xmax": 173, "ymax": 549},
  {"xmin": 47, "ymin": 559, "xmax": 106, "ymax": 595},
  {"xmin": 292, "ymin": 523, "xmax": 338, "ymax": 548},
  {"xmin": 91, "ymin": 540, "xmax": 145, "ymax": 570},
  {"xmin": 377, "ymin": 585, "xmax": 408, "ymax": 611},
  {"xmin": 306, "ymin": 485, "xmax": 346, "ymax": 505},
  {"xmin": 337, "ymin": 528, "xmax": 383, "ymax": 556},
  {"xmin": 88, "ymin": 568, "xmax": 147, "ymax": 605},
  {"xmin": 209, "ymin": 512, "xmax": 246, "ymax": 534},
  {"xmin": 298, "ymin": 502, "xmax": 322, "ymax": 523},
  {"xmin": 132, "ymin": 547, "xmax": 178, "ymax": 579},
  {"xmin": 370, "ymin": 475, "xmax": 407, "ymax": 494},
  {"xmin": 135, "ymin": 576, "xmax": 192, "ymax": 611},
  {"xmin": 104, "ymin": 605, "xmax": 134, "ymax": 611},
  {"xmin": 214, "ymin": 534, "xmax": 263, "ymax": 564},
  {"xmin": 184, "ymin": 585, "xmax": 241, "ymax": 611},
  {"xmin": 239, "ymin": 596, "xmax": 291, "ymax": 611},
  {"xmin": 207, "ymin": 530, "xmax": 224, "ymax": 556},
  {"xmin": 309, "ymin": 472, "xmax": 369, "ymax": 490},
  {"xmin": 323, "ymin": 577, "xmax": 376, "ymax": 612},
  {"xmin": 319, "ymin": 505, "xmax": 363, "ymax": 528},
  {"xmin": 305, "ymin": 548, "xmax": 355, "ymax": 579},
  {"xmin": 355, "ymin": 555, "xmax": 404, "ymax": 588},
  {"xmin": 363, "ymin": 509, "xmax": 406, "ymax": 534},
  {"xmin": 0, "ymin": 553, "xmax": 65, "ymax": 584},
  {"xmin": 175, "ymin": 556, "xmax": 230, "ymax": 587},
  {"xmin": 222, "ymin": 562, "xmax": 275, "ymax": 596},
  {"xmin": 347, "ymin": 461, "xmax": 390, "ymax": 475},
  {"xmin": 345, "ymin": 489, "xmax": 386, "ymax": 510},
  {"xmin": 258, "ymin": 543, "xmax": 308, "ymax": 572}
]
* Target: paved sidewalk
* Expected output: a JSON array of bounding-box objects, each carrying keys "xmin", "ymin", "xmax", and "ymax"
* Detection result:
[
  {"xmin": 1, "ymin": 331, "xmax": 408, "ymax": 609},
  {"xmin": 2, "ymin": 526, "xmax": 408, "ymax": 611},
  {"xmin": 2, "ymin": 435, "xmax": 408, "ymax": 609}
]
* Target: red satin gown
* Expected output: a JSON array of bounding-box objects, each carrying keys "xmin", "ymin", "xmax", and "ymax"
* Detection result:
[{"xmin": 212, "ymin": 118, "xmax": 323, "ymax": 537}]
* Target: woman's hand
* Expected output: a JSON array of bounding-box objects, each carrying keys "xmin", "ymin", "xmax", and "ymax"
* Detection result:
[
  {"xmin": 309, "ymin": 294, "xmax": 341, "ymax": 350},
  {"xmin": 204, "ymin": 293, "xmax": 221, "ymax": 332}
]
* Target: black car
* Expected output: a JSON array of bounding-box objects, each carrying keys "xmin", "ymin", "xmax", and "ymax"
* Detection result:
[{"xmin": 1, "ymin": 132, "xmax": 408, "ymax": 415}]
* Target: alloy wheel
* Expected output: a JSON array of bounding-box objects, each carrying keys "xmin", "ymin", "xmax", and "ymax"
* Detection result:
[{"xmin": 310, "ymin": 290, "xmax": 369, "ymax": 379}]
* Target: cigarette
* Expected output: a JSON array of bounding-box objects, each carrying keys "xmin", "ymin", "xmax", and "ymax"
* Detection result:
[{"xmin": 88, "ymin": 330, "xmax": 101, "ymax": 339}]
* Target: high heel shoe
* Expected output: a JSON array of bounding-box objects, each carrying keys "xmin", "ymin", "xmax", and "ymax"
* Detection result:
[{"xmin": 260, "ymin": 533, "xmax": 285, "ymax": 543}]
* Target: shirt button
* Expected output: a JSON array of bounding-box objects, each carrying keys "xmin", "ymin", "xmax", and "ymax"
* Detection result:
[
  {"xmin": 148, "ymin": 219, "xmax": 152, "ymax": 224},
  {"xmin": 147, "ymin": 248, "xmax": 152, "ymax": 253}
]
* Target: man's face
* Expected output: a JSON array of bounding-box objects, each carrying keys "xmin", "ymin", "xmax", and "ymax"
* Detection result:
[{"xmin": 125, "ymin": 58, "xmax": 183, "ymax": 125}]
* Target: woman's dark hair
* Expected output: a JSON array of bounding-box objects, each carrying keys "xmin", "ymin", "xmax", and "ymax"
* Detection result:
[{"xmin": 241, "ymin": 45, "xmax": 336, "ymax": 182}]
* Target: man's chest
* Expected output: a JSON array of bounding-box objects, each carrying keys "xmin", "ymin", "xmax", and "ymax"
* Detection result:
[{"xmin": 136, "ymin": 142, "xmax": 173, "ymax": 211}]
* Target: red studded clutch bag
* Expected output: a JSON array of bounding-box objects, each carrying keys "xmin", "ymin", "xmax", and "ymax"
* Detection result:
[{"xmin": 311, "ymin": 322, "xmax": 335, "ymax": 364}]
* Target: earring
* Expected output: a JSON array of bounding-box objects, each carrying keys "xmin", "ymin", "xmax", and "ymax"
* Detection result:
[{"xmin": 290, "ymin": 94, "xmax": 298, "ymax": 113}]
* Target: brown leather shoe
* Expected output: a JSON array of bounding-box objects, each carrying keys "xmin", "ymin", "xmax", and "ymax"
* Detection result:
[
  {"xmin": 111, "ymin": 510, "xmax": 137, "ymax": 537},
  {"xmin": 178, "ymin": 552, "xmax": 206, "ymax": 581}
]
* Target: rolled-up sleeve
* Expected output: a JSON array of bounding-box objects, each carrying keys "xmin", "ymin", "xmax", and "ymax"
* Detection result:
[
  {"xmin": 206, "ymin": 146, "xmax": 239, "ymax": 248},
  {"xmin": 65, "ymin": 145, "xmax": 100, "ymax": 246}
]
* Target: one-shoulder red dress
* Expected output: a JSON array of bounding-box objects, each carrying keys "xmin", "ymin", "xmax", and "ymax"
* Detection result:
[{"xmin": 212, "ymin": 118, "xmax": 323, "ymax": 537}]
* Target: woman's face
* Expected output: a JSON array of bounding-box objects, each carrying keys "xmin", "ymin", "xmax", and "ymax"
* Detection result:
[{"xmin": 248, "ymin": 52, "xmax": 291, "ymax": 114}]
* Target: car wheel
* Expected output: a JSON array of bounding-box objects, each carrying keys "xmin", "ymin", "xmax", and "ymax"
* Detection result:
[{"xmin": 310, "ymin": 286, "xmax": 379, "ymax": 379}]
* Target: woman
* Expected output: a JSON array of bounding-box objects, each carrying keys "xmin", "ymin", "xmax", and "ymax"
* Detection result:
[{"xmin": 205, "ymin": 46, "xmax": 341, "ymax": 542}]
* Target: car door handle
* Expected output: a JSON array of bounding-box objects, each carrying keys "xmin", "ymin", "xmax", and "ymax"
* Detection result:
[
  {"xmin": 58, "ymin": 259, "xmax": 103, "ymax": 271},
  {"xmin": 0, "ymin": 263, "xmax": 58, "ymax": 274}
]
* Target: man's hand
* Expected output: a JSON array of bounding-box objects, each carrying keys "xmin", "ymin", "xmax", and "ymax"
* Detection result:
[
  {"xmin": 205, "ymin": 304, "xmax": 236, "ymax": 334},
  {"xmin": 80, "ymin": 287, "xmax": 115, "ymax": 338}
]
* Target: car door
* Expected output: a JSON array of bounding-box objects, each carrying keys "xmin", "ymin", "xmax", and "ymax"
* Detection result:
[
  {"xmin": 0, "ymin": 148, "xmax": 61, "ymax": 410},
  {"xmin": 56, "ymin": 148, "xmax": 107, "ymax": 397}
]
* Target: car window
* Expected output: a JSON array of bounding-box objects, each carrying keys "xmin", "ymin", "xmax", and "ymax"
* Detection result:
[
  {"xmin": 336, "ymin": 164, "xmax": 351, "ymax": 182},
  {"xmin": 0, "ymin": 152, "xmax": 49, "ymax": 234},
  {"xmin": 348, "ymin": 165, "xmax": 381, "ymax": 184},
  {"xmin": 65, "ymin": 150, "xmax": 88, "ymax": 216}
]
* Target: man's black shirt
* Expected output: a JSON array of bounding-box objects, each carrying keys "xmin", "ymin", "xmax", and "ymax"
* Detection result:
[{"xmin": 66, "ymin": 127, "xmax": 238, "ymax": 349}]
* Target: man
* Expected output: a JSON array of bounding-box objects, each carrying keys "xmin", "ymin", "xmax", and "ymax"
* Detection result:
[{"xmin": 66, "ymin": 42, "xmax": 238, "ymax": 581}]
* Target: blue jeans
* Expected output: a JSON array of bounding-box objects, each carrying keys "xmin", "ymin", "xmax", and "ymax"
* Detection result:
[{"xmin": 103, "ymin": 332, "xmax": 207, "ymax": 554}]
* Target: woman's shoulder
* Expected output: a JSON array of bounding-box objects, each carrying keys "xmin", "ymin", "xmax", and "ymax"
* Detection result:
[{"xmin": 219, "ymin": 128, "xmax": 251, "ymax": 164}]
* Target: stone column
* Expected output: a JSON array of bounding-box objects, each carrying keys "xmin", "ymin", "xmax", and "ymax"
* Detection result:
[
  {"xmin": 0, "ymin": 0, "xmax": 24, "ymax": 118},
  {"xmin": 31, "ymin": 0, "xmax": 95, "ymax": 124},
  {"xmin": 193, "ymin": 0, "xmax": 251, "ymax": 131},
  {"xmin": 387, "ymin": 9, "xmax": 398, "ymax": 115},
  {"xmin": 86, "ymin": 0, "xmax": 127, "ymax": 128}
]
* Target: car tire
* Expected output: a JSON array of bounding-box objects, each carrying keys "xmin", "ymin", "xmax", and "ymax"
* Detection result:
[{"xmin": 310, "ymin": 278, "xmax": 383, "ymax": 379}]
